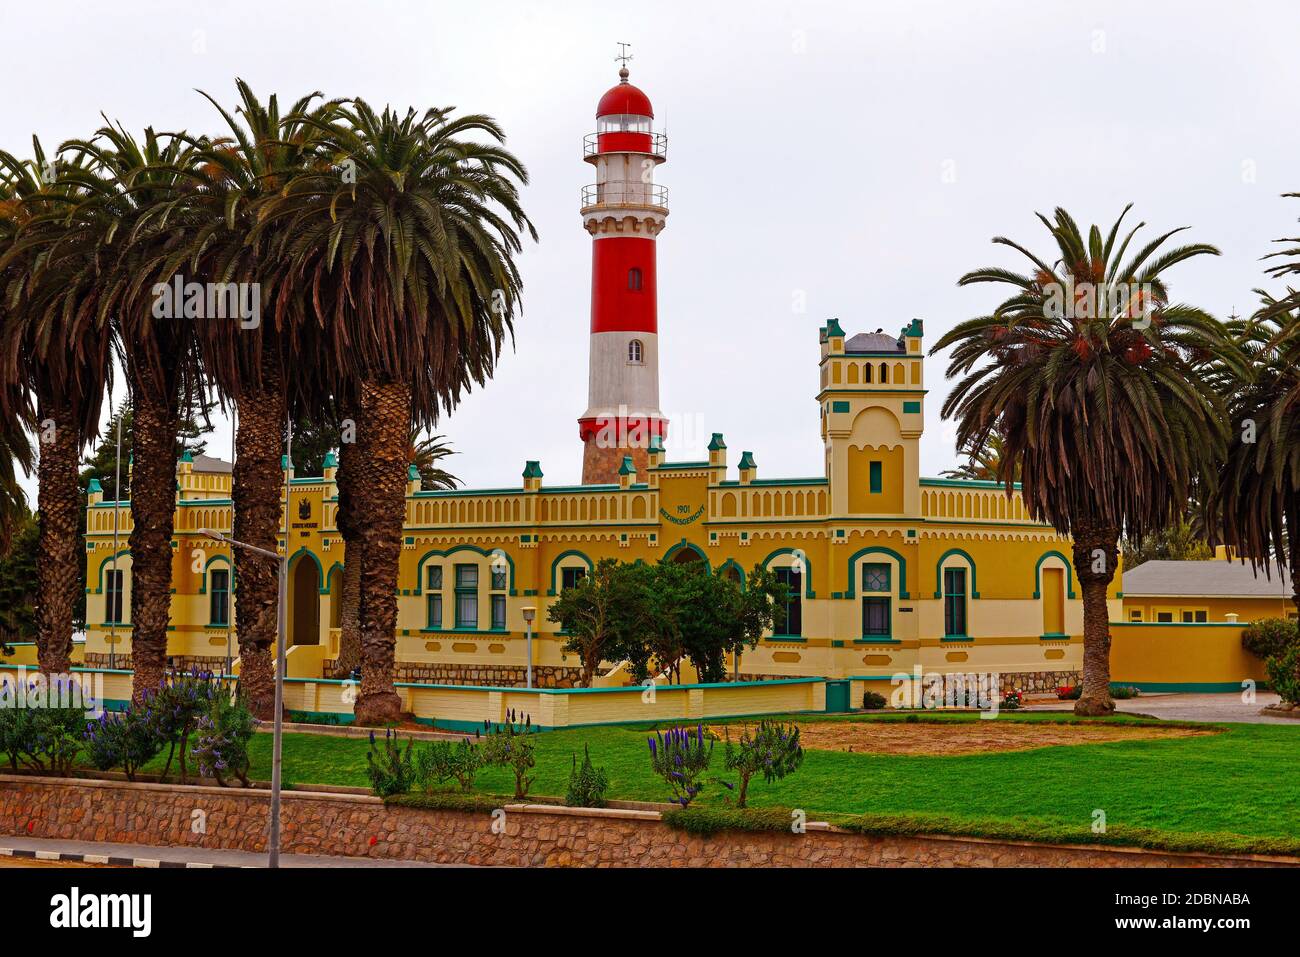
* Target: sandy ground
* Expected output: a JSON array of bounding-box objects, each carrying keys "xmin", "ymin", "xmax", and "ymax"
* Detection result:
[{"xmin": 711, "ymin": 720, "xmax": 1216, "ymax": 756}]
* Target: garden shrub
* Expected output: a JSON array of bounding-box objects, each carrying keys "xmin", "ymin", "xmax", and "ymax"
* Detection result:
[
  {"xmin": 1057, "ymin": 685, "xmax": 1081, "ymax": 700},
  {"xmin": 1242, "ymin": 618, "xmax": 1299, "ymax": 660},
  {"xmin": 365, "ymin": 728, "xmax": 415, "ymax": 797},
  {"xmin": 565, "ymin": 744, "xmax": 609, "ymax": 808},
  {"xmin": 84, "ymin": 708, "xmax": 164, "ymax": 781},
  {"xmin": 0, "ymin": 707, "xmax": 85, "ymax": 776},
  {"xmin": 146, "ymin": 670, "xmax": 221, "ymax": 784},
  {"xmin": 385, "ymin": 791, "xmax": 509, "ymax": 815},
  {"xmin": 478, "ymin": 715, "xmax": 536, "ymax": 799},
  {"xmin": 861, "ymin": 691, "xmax": 887, "ymax": 710},
  {"xmin": 661, "ymin": 806, "xmax": 796, "ymax": 837},
  {"xmin": 193, "ymin": 690, "xmax": 255, "ymax": 787},
  {"xmin": 1265, "ymin": 645, "xmax": 1300, "ymax": 706},
  {"xmin": 1001, "ymin": 690, "xmax": 1023, "ymax": 710},
  {"xmin": 648, "ymin": 724, "xmax": 714, "ymax": 808},
  {"xmin": 416, "ymin": 738, "xmax": 483, "ymax": 793},
  {"xmin": 1109, "ymin": 684, "xmax": 1141, "ymax": 700},
  {"xmin": 722, "ymin": 720, "xmax": 804, "ymax": 808}
]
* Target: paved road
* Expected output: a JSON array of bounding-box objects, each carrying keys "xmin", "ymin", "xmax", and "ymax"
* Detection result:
[
  {"xmin": 0, "ymin": 836, "xmax": 465, "ymax": 868},
  {"xmin": 1029, "ymin": 691, "xmax": 1297, "ymax": 724}
]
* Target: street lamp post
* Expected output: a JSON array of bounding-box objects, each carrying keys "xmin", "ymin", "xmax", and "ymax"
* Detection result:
[
  {"xmin": 202, "ymin": 527, "xmax": 287, "ymax": 869},
  {"xmin": 521, "ymin": 607, "xmax": 536, "ymax": 689}
]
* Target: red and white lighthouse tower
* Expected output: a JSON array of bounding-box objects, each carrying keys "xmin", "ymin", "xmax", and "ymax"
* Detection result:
[{"xmin": 578, "ymin": 60, "xmax": 669, "ymax": 484}]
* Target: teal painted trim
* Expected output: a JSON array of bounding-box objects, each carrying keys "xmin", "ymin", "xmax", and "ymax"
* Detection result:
[
  {"xmin": 91, "ymin": 548, "xmax": 132, "ymax": 595},
  {"xmin": 414, "ymin": 486, "xmax": 525, "ymax": 497},
  {"xmin": 840, "ymin": 351, "xmax": 908, "ymax": 358},
  {"xmin": 1110, "ymin": 680, "xmax": 1256, "ymax": 693},
  {"xmin": 286, "ymin": 710, "xmax": 356, "ymax": 725},
  {"xmin": 1107, "ymin": 621, "xmax": 1247, "ymax": 628},
  {"xmin": 1039, "ymin": 633, "xmax": 1071, "ymax": 641},
  {"xmin": 1033, "ymin": 550, "xmax": 1077, "ymax": 599},
  {"xmin": 546, "ymin": 549, "xmax": 594, "ymax": 596},
  {"xmin": 940, "ymin": 635, "xmax": 974, "ymax": 642},
  {"xmin": 716, "ymin": 559, "xmax": 747, "ymax": 590},
  {"xmin": 748, "ymin": 477, "xmax": 828, "ymax": 487},
  {"xmin": 765, "ymin": 636, "xmax": 807, "ymax": 643},
  {"xmin": 664, "ymin": 538, "xmax": 710, "ymax": 572},
  {"xmin": 417, "ymin": 628, "xmax": 514, "ymax": 636},
  {"xmin": 831, "ymin": 400, "xmax": 851, "ymax": 413},
  {"xmin": 853, "ymin": 637, "xmax": 902, "ymax": 645},
  {"xmin": 176, "ymin": 499, "xmax": 233, "ymax": 506},
  {"xmin": 760, "ymin": 547, "xmax": 814, "ymax": 598},
  {"xmin": 902, "ymin": 401, "xmax": 921, "ymax": 414},
  {"xmin": 287, "ymin": 546, "xmax": 324, "ymax": 591},
  {"xmin": 817, "ymin": 388, "xmax": 927, "ymax": 396},
  {"xmin": 381, "ymin": 676, "xmax": 824, "ymax": 695},
  {"xmin": 920, "ymin": 476, "xmax": 1023, "ymax": 490},
  {"xmin": 933, "ymin": 548, "xmax": 980, "ymax": 599},
  {"xmin": 414, "ymin": 544, "xmax": 517, "ymax": 597},
  {"xmin": 542, "ymin": 483, "xmax": 620, "ymax": 492},
  {"xmin": 844, "ymin": 546, "xmax": 909, "ymax": 599},
  {"xmin": 196, "ymin": 552, "xmax": 232, "ymax": 595},
  {"xmin": 656, "ymin": 462, "xmax": 710, "ymax": 470}
]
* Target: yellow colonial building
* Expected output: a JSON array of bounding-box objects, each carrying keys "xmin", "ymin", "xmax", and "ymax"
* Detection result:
[{"xmin": 83, "ymin": 319, "xmax": 1115, "ymax": 696}]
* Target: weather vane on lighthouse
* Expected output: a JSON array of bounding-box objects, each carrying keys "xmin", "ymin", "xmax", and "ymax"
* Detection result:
[{"xmin": 616, "ymin": 41, "xmax": 633, "ymax": 76}]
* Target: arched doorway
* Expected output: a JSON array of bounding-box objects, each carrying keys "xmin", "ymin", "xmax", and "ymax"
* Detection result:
[{"xmin": 289, "ymin": 555, "xmax": 321, "ymax": 646}]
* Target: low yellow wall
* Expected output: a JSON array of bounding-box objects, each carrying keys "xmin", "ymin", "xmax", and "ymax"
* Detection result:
[{"xmin": 1108, "ymin": 622, "xmax": 1267, "ymax": 692}]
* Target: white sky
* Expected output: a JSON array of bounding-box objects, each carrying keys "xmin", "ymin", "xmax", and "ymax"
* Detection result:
[{"xmin": 6, "ymin": 0, "xmax": 1300, "ymax": 498}]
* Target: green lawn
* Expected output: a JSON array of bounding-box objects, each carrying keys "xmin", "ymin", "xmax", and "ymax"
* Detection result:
[{"xmin": 243, "ymin": 714, "xmax": 1300, "ymax": 856}]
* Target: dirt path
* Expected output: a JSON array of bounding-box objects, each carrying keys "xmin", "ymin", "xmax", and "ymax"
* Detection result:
[{"xmin": 710, "ymin": 720, "xmax": 1216, "ymax": 756}]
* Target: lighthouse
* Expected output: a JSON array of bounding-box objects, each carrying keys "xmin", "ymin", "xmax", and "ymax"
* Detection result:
[{"xmin": 577, "ymin": 59, "xmax": 669, "ymax": 484}]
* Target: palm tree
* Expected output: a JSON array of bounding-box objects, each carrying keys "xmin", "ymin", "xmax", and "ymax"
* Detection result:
[
  {"xmin": 0, "ymin": 426, "xmax": 31, "ymax": 555},
  {"xmin": 934, "ymin": 205, "xmax": 1236, "ymax": 715},
  {"xmin": 408, "ymin": 432, "xmax": 459, "ymax": 491},
  {"xmin": 267, "ymin": 101, "xmax": 534, "ymax": 723},
  {"xmin": 0, "ymin": 140, "xmax": 114, "ymax": 673},
  {"xmin": 1206, "ymin": 293, "xmax": 1300, "ymax": 609},
  {"xmin": 60, "ymin": 123, "xmax": 206, "ymax": 701},
  {"xmin": 181, "ymin": 81, "xmax": 341, "ymax": 717}
]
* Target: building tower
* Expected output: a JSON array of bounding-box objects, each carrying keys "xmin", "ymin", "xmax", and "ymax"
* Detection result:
[{"xmin": 578, "ymin": 61, "xmax": 669, "ymax": 484}]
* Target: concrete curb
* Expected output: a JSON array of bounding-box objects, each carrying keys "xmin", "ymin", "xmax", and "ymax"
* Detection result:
[{"xmin": 0, "ymin": 845, "xmax": 232, "ymax": 869}]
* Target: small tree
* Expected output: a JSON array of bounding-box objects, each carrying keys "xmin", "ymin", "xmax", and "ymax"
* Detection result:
[
  {"xmin": 548, "ymin": 558, "xmax": 644, "ymax": 686},
  {"xmin": 479, "ymin": 713, "xmax": 536, "ymax": 799},
  {"xmin": 723, "ymin": 720, "xmax": 804, "ymax": 808},
  {"xmin": 565, "ymin": 745, "xmax": 609, "ymax": 808}
]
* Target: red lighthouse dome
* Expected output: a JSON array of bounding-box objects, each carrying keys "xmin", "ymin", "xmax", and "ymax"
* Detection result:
[{"xmin": 597, "ymin": 67, "xmax": 654, "ymax": 118}]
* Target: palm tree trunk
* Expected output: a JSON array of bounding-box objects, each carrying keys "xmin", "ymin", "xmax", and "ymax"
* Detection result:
[
  {"xmin": 351, "ymin": 379, "xmax": 410, "ymax": 725},
  {"xmin": 1287, "ymin": 494, "xmax": 1300, "ymax": 615},
  {"xmin": 231, "ymin": 355, "xmax": 284, "ymax": 720},
  {"xmin": 34, "ymin": 397, "xmax": 79, "ymax": 674},
  {"xmin": 330, "ymin": 426, "xmax": 363, "ymax": 678},
  {"xmin": 1071, "ymin": 522, "xmax": 1119, "ymax": 716},
  {"xmin": 127, "ymin": 369, "xmax": 180, "ymax": 704}
]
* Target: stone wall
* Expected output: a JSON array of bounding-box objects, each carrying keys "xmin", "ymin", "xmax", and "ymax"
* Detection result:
[
  {"xmin": 83, "ymin": 653, "xmax": 230, "ymax": 675},
  {"xmin": 387, "ymin": 663, "xmax": 586, "ymax": 688},
  {"xmin": 1, "ymin": 774, "xmax": 1290, "ymax": 868},
  {"xmin": 1001, "ymin": 670, "xmax": 1080, "ymax": 694}
]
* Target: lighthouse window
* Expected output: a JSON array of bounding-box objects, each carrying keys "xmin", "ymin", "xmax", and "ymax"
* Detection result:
[
  {"xmin": 628, "ymin": 267, "xmax": 643, "ymax": 291},
  {"xmin": 628, "ymin": 339, "xmax": 643, "ymax": 364}
]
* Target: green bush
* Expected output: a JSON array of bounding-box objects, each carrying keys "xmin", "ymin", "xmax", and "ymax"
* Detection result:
[
  {"xmin": 365, "ymin": 728, "xmax": 415, "ymax": 797},
  {"xmin": 0, "ymin": 704, "xmax": 86, "ymax": 776},
  {"xmin": 1242, "ymin": 618, "xmax": 1299, "ymax": 660},
  {"xmin": 565, "ymin": 744, "xmax": 609, "ymax": 808},
  {"xmin": 416, "ymin": 738, "xmax": 483, "ymax": 793},
  {"xmin": 1266, "ymin": 645, "xmax": 1300, "ymax": 706},
  {"xmin": 861, "ymin": 691, "xmax": 887, "ymax": 710},
  {"xmin": 661, "ymin": 806, "xmax": 798, "ymax": 837},
  {"xmin": 1109, "ymin": 684, "xmax": 1141, "ymax": 700},
  {"xmin": 85, "ymin": 708, "xmax": 164, "ymax": 781},
  {"xmin": 193, "ymin": 692, "xmax": 256, "ymax": 787},
  {"xmin": 648, "ymin": 724, "xmax": 714, "ymax": 808},
  {"xmin": 145, "ymin": 670, "xmax": 221, "ymax": 784},
  {"xmin": 722, "ymin": 720, "xmax": 804, "ymax": 808},
  {"xmin": 479, "ymin": 717, "xmax": 536, "ymax": 800},
  {"xmin": 385, "ymin": 791, "xmax": 510, "ymax": 815}
]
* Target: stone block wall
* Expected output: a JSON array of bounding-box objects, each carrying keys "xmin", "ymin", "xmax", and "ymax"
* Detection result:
[{"xmin": 0, "ymin": 775, "xmax": 1290, "ymax": 868}]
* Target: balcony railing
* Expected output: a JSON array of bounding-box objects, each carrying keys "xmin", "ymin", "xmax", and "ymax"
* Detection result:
[
  {"xmin": 581, "ymin": 183, "xmax": 668, "ymax": 209},
  {"xmin": 583, "ymin": 131, "xmax": 668, "ymax": 159}
]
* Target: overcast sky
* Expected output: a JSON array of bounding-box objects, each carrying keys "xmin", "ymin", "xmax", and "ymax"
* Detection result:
[{"xmin": 6, "ymin": 0, "xmax": 1299, "ymax": 498}]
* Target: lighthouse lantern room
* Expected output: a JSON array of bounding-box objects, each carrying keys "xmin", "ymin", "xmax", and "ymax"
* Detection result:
[{"xmin": 578, "ymin": 58, "xmax": 669, "ymax": 484}]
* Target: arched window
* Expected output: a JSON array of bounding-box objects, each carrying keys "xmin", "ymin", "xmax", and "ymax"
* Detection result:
[
  {"xmin": 879, "ymin": 362, "xmax": 889, "ymax": 383},
  {"xmin": 863, "ymin": 363, "xmax": 872, "ymax": 383},
  {"xmin": 628, "ymin": 339, "xmax": 643, "ymax": 364},
  {"xmin": 628, "ymin": 267, "xmax": 643, "ymax": 291}
]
